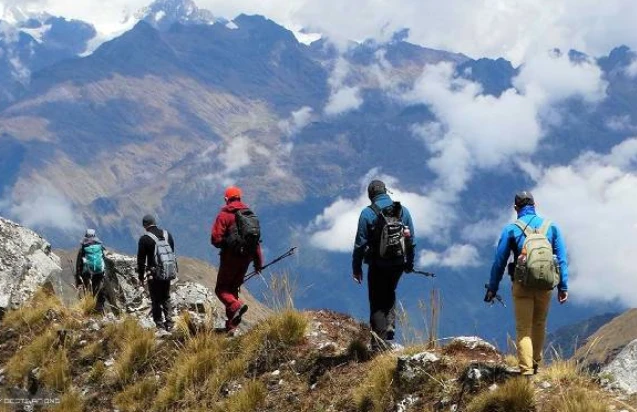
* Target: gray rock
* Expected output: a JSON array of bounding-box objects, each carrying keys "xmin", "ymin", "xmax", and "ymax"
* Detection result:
[
  {"xmin": 171, "ymin": 282, "xmax": 217, "ymax": 313},
  {"xmin": 460, "ymin": 362, "xmax": 519, "ymax": 388},
  {"xmin": 449, "ymin": 336, "xmax": 497, "ymax": 352},
  {"xmin": 601, "ymin": 339, "xmax": 637, "ymax": 394},
  {"xmin": 0, "ymin": 217, "xmax": 62, "ymax": 311},
  {"xmin": 395, "ymin": 351, "xmax": 441, "ymax": 390}
]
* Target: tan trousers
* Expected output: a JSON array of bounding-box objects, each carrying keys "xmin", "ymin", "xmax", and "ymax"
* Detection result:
[{"xmin": 512, "ymin": 282, "xmax": 552, "ymax": 375}]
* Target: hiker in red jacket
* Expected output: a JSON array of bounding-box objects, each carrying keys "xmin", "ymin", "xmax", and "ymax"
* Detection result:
[{"xmin": 211, "ymin": 186, "xmax": 263, "ymax": 331}]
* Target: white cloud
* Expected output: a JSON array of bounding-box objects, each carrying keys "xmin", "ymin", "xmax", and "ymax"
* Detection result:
[
  {"xmin": 418, "ymin": 244, "xmax": 480, "ymax": 269},
  {"xmin": 626, "ymin": 58, "xmax": 637, "ymax": 77},
  {"xmin": 278, "ymin": 106, "xmax": 313, "ymax": 136},
  {"xmin": 307, "ymin": 170, "xmax": 450, "ymax": 252},
  {"xmin": 324, "ymin": 86, "xmax": 362, "ymax": 116},
  {"xmin": 606, "ymin": 115, "xmax": 636, "ymax": 132},
  {"xmin": 7, "ymin": 184, "xmax": 83, "ymax": 232},
  {"xmin": 407, "ymin": 52, "xmax": 606, "ymax": 202},
  {"xmin": 218, "ymin": 136, "xmax": 251, "ymax": 173},
  {"xmin": 524, "ymin": 138, "xmax": 637, "ymax": 307}
]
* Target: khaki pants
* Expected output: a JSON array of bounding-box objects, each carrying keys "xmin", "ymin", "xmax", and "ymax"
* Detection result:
[{"xmin": 512, "ymin": 282, "xmax": 552, "ymax": 375}]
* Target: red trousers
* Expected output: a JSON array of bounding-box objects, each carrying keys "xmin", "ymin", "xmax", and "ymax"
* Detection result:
[{"xmin": 215, "ymin": 252, "xmax": 251, "ymax": 319}]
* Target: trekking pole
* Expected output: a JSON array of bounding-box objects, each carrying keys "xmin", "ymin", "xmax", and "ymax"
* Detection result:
[
  {"xmin": 244, "ymin": 247, "xmax": 298, "ymax": 283},
  {"xmin": 484, "ymin": 284, "xmax": 506, "ymax": 308},
  {"xmin": 412, "ymin": 269, "xmax": 436, "ymax": 278}
]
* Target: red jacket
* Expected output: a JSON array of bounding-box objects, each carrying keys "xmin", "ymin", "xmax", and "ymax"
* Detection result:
[{"xmin": 211, "ymin": 200, "xmax": 264, "ymax": 269}]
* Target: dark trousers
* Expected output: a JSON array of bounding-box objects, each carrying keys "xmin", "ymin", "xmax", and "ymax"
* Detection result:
[
  {"xmin": 148, "ymin": 278, "xmax": 173, "ymax": 326},
  {"xmin": 80, "ymin": 272, "xmax": 106, "ymax": 312},
  {"xmin": 367, "ymin": 264, "xmax": 403, "ymax": 340}
]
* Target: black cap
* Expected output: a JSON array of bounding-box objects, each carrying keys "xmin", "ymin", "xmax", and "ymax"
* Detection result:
[
  {"xmin": 142, "ymin": 214, "xmax": 156, "ymax": 227},
  {"xmin": 514, "ymin": 191, "xmax": 535, "ymax": 208},
  {"xmin": 367, "ymin": 180, "xmax": 387, "ymax": 200}
]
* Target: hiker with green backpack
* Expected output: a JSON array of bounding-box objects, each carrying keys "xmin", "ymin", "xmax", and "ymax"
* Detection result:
[
  {"xmin": 485, "ymin": 191, "xmax": 568, "ymax": 377},
  {"xmin": 75, "ymin": 229, "xmax": 107, "ymax": 313}
]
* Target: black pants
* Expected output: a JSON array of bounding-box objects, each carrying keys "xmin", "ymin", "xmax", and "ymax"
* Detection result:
[
  {"xmin": 368, "ymin": 264, "xmax": 403, "ymax": 341},
  {"xmin": 148, "ymin": 278, "xmax": 173, "ymax": 326},
  {"xmin": 80, "ymin": 272, "xmax": 106, "ymax": 312}
]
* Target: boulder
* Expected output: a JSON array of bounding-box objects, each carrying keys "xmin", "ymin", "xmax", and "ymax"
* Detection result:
[
  {"xmin": 601, "ymin": 339, "xmax": 637, "ymax": 394},
  {"xmin": 102, "ymin": 251, "xmax": 149, "ymax": 314},
  {"xmin": 171, "ymin": 282, "xmax": 217, "ymax": 313},
  {"xmin": 0, "ymin": 217, "xmax": 62, "ymax": 312}
]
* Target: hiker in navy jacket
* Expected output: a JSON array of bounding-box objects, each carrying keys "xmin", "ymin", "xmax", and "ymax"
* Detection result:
[{"xmin": 352, "ymin": 180, "xmax": 416, "ymax": 350}]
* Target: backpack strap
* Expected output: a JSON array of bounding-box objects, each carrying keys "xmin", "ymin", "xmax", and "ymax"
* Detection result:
[
  {"xmin": 145, "ymin": 231, "xmax": 159, "ymax": 243},
  {"xmin": 369, "ymin": 203, "xmax": 382, "ymax": 217},
  {"xmin": 514, "ymin": 219, "xmax": 535, "ymax": 237},
  {"xmin": 538, "ymin": 220, "xmax": 552, "ymax": 236}
]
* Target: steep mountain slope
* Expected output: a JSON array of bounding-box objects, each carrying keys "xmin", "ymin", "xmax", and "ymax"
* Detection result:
[
  {"xmin": 575, "ymin": 309, "xmax": 637, "ymax": 370},
  {"xmin": 0, "ymin": 4, "xmax": 636, "ymax": 347}
]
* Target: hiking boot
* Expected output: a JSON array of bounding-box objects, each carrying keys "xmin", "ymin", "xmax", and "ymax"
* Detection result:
[
  {"xmin": 164, "ymin": 321, "xmax": 174, "ymax": 332},
  {"xmin": 230, "ymin": 304, "xmax": 249, "ymax": 327},
  {"xmin": 385, "ymin": 328, "xmax": 395, "ymax": 341},
  {"xmin": 155, "ymin": 321, "xmax": 165, "ymax": 330}
]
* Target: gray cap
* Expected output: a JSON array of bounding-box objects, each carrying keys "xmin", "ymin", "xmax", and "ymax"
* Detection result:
[
  {"xmin": 142, "ymin": 214, "xmax": 156, "ymax": 227},
  {"xmin": 85, "ymin": 228, "xmax": 96, "ymax": 238},
  {"xmin": 367, "ymin": 180, "xmax": 387, "ymax": 200},
  {"xmin": 514, "ymin": 191, "xmax": 535, "ymax": 208}
]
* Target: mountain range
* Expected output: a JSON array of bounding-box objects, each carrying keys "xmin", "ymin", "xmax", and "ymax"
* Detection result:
[{"xmin": 0, "ymin": 0, "xmax": 636, "ymax": 346}]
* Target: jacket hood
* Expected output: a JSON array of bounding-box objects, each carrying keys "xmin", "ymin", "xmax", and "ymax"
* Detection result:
[{"xmin": 222, "ymin": 200, "xmax": 249, "ymax": 213}]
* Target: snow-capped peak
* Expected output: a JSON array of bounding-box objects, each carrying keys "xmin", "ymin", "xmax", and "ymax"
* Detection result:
[{"xmin": 135, "ymin": 0, "xmax": 217, "ymax": 30}]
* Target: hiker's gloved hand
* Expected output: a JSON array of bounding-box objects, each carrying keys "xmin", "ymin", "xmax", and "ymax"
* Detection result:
[
  {"xmin": 353, "ymin": 272, "xmax": 363, "ymax": 284},
  {"xmin": 484, "ymin": 289, "xmax": 495, "ymax": 303},
  {"xmin": 404, "ymin": 262, "xmax": 414, "ymax": 273}
]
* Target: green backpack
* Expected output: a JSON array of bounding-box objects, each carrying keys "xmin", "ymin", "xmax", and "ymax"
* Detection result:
[
  {"xmin": 513, "ymin": 219, "xmax": 560, "ymax": 290},
  {"xmin": 83, "ymin": 244, "xmax": 105, "ymax": 275}
]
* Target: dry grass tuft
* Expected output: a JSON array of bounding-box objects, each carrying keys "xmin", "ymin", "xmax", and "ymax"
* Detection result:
[
  {"xmin": 2, "ymin": 289, "xmax": 67, "ymax": 333},
  {"xmin": 353, "ymin": 353, "xmax": 398, "ymax": 412},
  {"xmin": 111, "ymin": 327, "xmax": 156, "ymax": 385},
  {"xmin": 40, "ymin": 347, "xmax": 71, "ymax": 391},
  {"xmin": 5, "ymin": 329, "xmax": 57, "ymax": 384},
  {"xmin": 72, "ymin": 294, "xmax": 97, "ymax": 317},
  {"xmin": 504, "ymin": 354, "xmax": 518, "ymax": 368},
  {"xmin": 220, "ymin": 380, "xmax": 267, "ymax": 412},
  {"xmin": 540, "ymin": 359, "xmax": 580, "ymax": 384},
  {"xmin": 547, "ymin": 387, "xmax": 608, "ymax": 412},
  {"xmin": 88, "ymin": 360, "xmax": 106, "ymax": 383},
  {"xmin": 261, "ymin": 309, "xmax": 308, "ymax": 346},
  {"xmin": 266, "ymin": 271, "xmax": 299, "ymax": 311},
  {"xmin": 154, "ymin": 333, "xmax": 225, "ymax": 409},
  {"xmin": 114, "ymin": 377, "xmax": 159, "ymax": 412},
  {"xmin": 467, "ymin": 377, "xmax": 535, "ymax": 412},
  {"xmin": 52, "ymin": 389, "xmax": 83, "ymax": 412}
]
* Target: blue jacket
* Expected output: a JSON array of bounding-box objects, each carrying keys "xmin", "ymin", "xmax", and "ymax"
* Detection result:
[
  {"xmin": 352, "ymin": 193, "xmax": 416, "ymax": 274},
  {"xmin": 488, "ymin": 206, "xmax": 568, "ymax": 292}
]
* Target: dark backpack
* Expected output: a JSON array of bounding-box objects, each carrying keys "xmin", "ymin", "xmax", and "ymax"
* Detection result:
[
  {"xmin": 227, "ymin": 209, "xmax": 261, "ymax": 256},
  {"xmin": 370, "ymin": 202, "xmax": 405, "ymax": 260},
  {"xmin": 145, "ymin": 230, "xmax": 177, "ymax": 281}
]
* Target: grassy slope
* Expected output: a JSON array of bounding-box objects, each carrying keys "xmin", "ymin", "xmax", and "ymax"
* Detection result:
[{"xmin": 0, "ymin": 291, "xmax": 635, "ymax": 412}]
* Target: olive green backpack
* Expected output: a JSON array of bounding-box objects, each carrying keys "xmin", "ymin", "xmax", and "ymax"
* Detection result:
[{"xmin": 513, "ymin": 219, "xmax": 560, "ymax": 290}]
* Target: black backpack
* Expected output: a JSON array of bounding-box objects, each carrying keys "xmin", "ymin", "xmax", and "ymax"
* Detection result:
[
  {"xmin": 369, "ymin": 202, "xmax": 405, "ymax": 260},
  {"xmin": 227, "ymin": 208, "xmax": 261, "ymax": 256}
]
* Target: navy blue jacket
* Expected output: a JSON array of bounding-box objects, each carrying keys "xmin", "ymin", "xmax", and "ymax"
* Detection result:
[
  {"xmin": 489, "ymin": 206, "xmax": 569, "ymax": 292},
  {"xmin": 352, "ymin": 193, "xmax": 416, "ymax": 274}
]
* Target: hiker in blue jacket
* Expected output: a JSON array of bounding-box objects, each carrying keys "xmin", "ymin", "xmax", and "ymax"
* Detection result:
[
  {"xmin": 352, "ymin": 180, "xmax": 416, "ymax": 350},
  {"xmin": 485, "ymin": 191, "xmax": 568, "ymax": 376}
]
